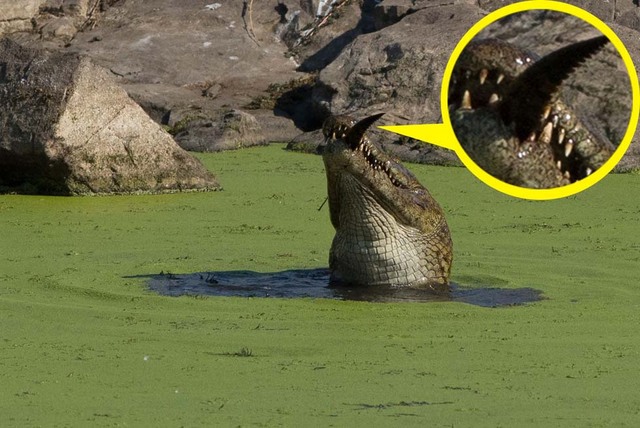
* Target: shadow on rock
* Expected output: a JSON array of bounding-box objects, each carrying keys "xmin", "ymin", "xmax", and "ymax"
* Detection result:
[
  {"xmin": 297, "ymin": 27, "xmax": 362, "ymax": 73},
  {"xmin": 130, "ymin": 269, "xmax": 545, "ymax": 307}
]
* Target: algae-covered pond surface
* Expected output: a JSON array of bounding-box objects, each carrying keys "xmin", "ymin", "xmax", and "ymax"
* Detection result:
[{"xmin": 2, "ymin": 144, "xmax": 640, "ymax": 426}]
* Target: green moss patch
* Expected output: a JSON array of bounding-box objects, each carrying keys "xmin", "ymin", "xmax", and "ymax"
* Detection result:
[{"xmin": 2, "ymin": 145, "xmax": 640, "ymax": 426}]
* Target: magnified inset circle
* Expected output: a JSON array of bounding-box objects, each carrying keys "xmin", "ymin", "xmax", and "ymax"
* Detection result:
[{"xmin": 442, "ymin": 1, "xmax": 639, "ymax": 200}]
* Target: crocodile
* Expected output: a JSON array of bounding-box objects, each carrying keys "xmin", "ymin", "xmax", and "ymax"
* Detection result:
[
  {"xmin": 449, "ymin": 36, "xmax": 616, "ymax": 188},
  {"xmin": 322, "ymin": 114, "xmax": 453, "ymax": 291}
]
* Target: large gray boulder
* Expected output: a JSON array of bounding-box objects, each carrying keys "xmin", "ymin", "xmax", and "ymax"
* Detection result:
[{"xmin": 0, "ymin": 39, "xmax": 220, "ymax": 195}]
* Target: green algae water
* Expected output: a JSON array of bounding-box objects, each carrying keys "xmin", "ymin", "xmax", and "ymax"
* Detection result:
[{"xmin": 2, "ymin": 144, "xmax": 640, "ymax": 426}]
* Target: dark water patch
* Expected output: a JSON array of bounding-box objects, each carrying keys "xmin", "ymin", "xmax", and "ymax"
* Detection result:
[{"xmin": 133, "ymin": 268, "xmax": 544, "ymax": 307}]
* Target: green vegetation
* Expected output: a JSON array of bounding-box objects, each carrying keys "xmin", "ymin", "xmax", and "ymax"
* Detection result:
[{"xmin": 2, "ymin": 144, "xmax": 639, "ymax": 426}]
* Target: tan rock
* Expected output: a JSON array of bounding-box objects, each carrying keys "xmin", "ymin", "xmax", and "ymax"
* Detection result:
[
  {"xmin": 0, "ymin": 0, "xmax": 45, "ymax": 35},
  {"xmin": 0, "ymin": 0, "xmax": 44, "ymax": 20},
  {"xmin": 0, "ymin": 38, "xmax": 220, "ymax": 195}
]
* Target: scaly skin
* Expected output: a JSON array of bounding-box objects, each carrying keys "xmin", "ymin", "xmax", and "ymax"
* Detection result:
[
  {"xmin": 322, "ymin": 114, "xmax": 453, "ymax": 290},
  {"xmin": 449, "ymin": 36, "xmax": 615, "ymax": 188}
]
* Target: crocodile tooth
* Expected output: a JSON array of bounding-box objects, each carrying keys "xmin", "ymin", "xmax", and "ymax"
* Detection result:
[
  {"xmin": 586, "ymin": 167, "xmax": 593, "ymax": 176},
  {"xmin": 542, "ymin": 105, "xmax": 551, "ymax": 120},
  {"xmin": 461, "ymin": 90, "xmax": 472, "ymax": 109},
  {"xmin": 557, "ymin": 160, "xmax": 562, "ymax": 169},
  {"xmin": 540, "ymin": 122, "xmax": 553, "ymax": 144},
  {"xmin": 526, "ymin": 132, "xmax": 536, "ymax": 142},
  {"xmin": 488, "ymin": 93, "xmax": 499, "ymax": 104},
  {"xmin": 552, "ymin": 115, "xmax": 559, "ymax": 128},
  {"xmin": 564, "ymin": 171, "xmax": 570, "ymax": 179},
  {"xmin": 497, "ymin": 73, "xmax": 504, "ymax": 84},
  {"xmin": 479, "ymin": 68, "xmax": 488, "ymax": 85},
  {"xmin": 564, "ymin": 140, "xmax": 574, "ymax": 157},
  {"xmin": 557, "ymin": 128, "xmax": 565, "ymax": 144},
  {"xmin": 344, "ymin": 114, "xmax": 384, "ymax": 152}
]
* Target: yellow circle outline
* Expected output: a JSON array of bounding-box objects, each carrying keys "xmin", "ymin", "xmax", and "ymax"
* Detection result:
[{"xmin": 441, "ymin": 0, "xmax": 640, "ymax": 200}]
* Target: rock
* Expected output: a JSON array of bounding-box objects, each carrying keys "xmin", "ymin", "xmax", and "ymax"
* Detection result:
[
  {"xmin": 250, "ymin": 110, "xmax": 302, "ymax": 144},
  {"xmin": 286, "ymin": 0, "xmax": 639, "ymax": 169},
  {"xmin": 313, "ymin": 7, "xmax": 455, "ymax": 117},
  {"xmin": 1, "ymin": 0, "xmax": 639, "ymax": 171},
  {"xmin": 40, "ymin": 17, "xmax": 78, "ymax": 42},
  {"xmin": 0, "ymin": 0, "xmax": 44, "ymax": 34},
  {"xmin": 0, "ymin": 39, "xmax": 219, "ymax": 195},
  {"xmin": 0, "ymin": 0, "xmax": 44, "ymax": 19},
  {"xmin": 371, "ymin": 0, "xmax": 416, "ymax": 31},
  {"xmin": 63, "ymin": 0, "xmax": 311, "ymax": 148},
  {"xmin": 5, "ymin": 0, "xmax": 112, "ymax": 49},
  {"xmin": 286, "ymin": 130, "xmax": 324, "ymax": 155},
  {"xmin": 203, "ymin": 83, "xmax": 221, "ymax": 99},
  {"xmin": 168, "ymin": 108, "xmax": 267, "ymax": 152},
  {"xmin": 297, "ymin": 3, "xmax": 483, "ymax": 165},
  {"xmin": 42, "ymin": 0, "xmax": 64, "ymax": 10},
  {"xmin": 125, "ymin": 84, "xmax": 273, "ymax": 151},
  {"xmin": 62, "ymin": 0, "xmax": 90, "ymax": 17},
  {"xmin": 290, "ymin": 0, "xmax": 366, "ymax": 73},
  {"xmin": 610, "ymin": 24, "xmax": 640, "ymax": 173}
]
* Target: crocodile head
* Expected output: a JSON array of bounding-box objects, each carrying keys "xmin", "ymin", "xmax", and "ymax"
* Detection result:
[
  {"xmin": 449, "ymin": 36, "xmax": 615, "ymax": 188},
  {"xmin": 322, "ymin": 114, "xmax": 453, "ymax": 290}
]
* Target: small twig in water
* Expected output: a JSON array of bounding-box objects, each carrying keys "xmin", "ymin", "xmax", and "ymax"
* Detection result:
[{"xmin": 317, "ymin": 197, "xmax": 328, "ymax": 211}]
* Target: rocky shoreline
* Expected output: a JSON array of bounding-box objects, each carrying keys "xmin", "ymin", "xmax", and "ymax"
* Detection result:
[{"xmin": 2, "ymin": 0, "xmax": 639, "ymax": 179}]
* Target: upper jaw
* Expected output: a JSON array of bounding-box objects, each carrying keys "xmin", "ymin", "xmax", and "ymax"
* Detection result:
[{"xmin": 322, "ymin": 114, "xmax": 411, "ymax": 189}]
